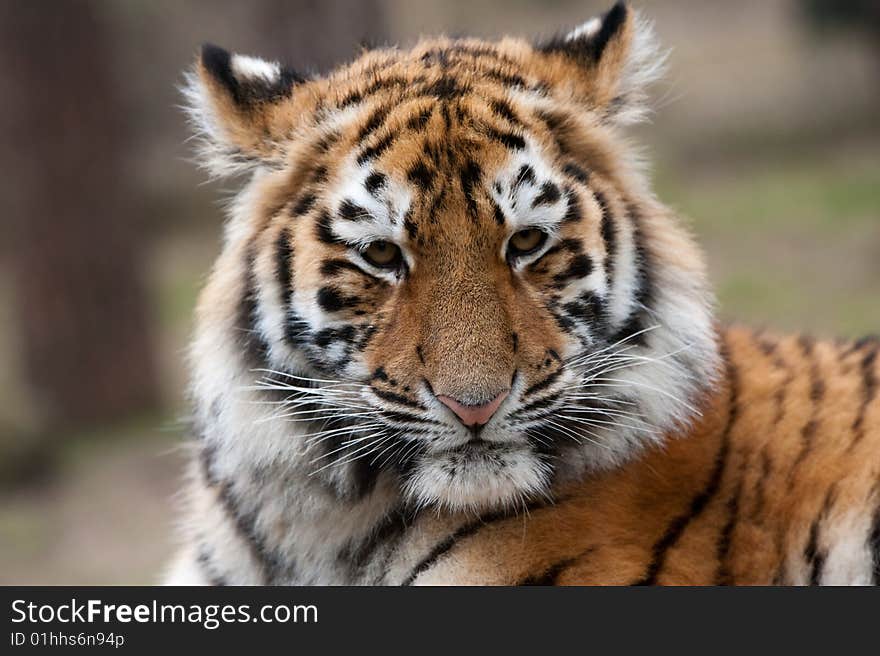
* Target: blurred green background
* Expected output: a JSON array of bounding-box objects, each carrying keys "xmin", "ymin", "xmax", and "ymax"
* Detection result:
[{"xmin": 0, "ymin": 0, "xmax": 877, "ymax": 584}]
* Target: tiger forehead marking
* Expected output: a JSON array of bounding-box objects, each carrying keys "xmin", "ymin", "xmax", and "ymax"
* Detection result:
[{"xmin": 279, "ymin": 41, "xmax": 622, "ymax": 406}]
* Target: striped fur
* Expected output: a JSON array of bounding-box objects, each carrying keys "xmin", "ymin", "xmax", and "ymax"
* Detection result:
[
  {"xmin": 391, "ymin": 330, "xmax": 880, "ymax": 585},
  {"xmin": 166, "ymin": 3, "xmax": 880, "ymax": 585}
]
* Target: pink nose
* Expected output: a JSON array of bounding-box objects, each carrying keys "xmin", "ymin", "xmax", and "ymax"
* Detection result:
[{"xmin": 436, "ymin": 390, "xmax": 509, "ymax": 428}]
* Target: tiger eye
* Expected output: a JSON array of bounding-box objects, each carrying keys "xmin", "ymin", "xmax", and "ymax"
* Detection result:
[
  {"xmin": 508, "ymin": 228, "xmax": 547, "ymax": 257},
  {"xmin": 362, "ymin": 240, "xmax": 402, "ymax": 269}
]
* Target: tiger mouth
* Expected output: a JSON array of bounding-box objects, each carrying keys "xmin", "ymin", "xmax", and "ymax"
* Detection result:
[
  {"xmin": 455, "ymin": 439, "xmax": 505, "ymax": 454},
  {"xmin": 436, "ymin": 438, "xmax": 523, "ymax": 460}
]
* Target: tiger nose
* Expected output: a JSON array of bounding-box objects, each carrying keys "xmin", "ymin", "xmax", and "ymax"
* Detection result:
[{"xmin": 436, "ymin": 390, "xmax": 509, "ymax": 428}]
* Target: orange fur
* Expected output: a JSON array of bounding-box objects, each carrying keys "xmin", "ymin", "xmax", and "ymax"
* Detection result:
[{"xmin": 414, "ymin": 328, "xmax": 880, "ymax": 585}]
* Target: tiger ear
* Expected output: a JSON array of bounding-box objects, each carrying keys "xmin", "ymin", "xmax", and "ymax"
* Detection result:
[
  {"xmin": 183, "ymin": 44, "xmax": 305, "ymax": 177},
  {"xmin": 538, "ymin": 1, "xmax": 666, "ymax": 125}
]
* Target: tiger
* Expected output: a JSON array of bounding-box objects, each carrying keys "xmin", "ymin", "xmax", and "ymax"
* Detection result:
[{"xmin": 165, "ymin": 1, "xmax": 880, "ymax": 585}]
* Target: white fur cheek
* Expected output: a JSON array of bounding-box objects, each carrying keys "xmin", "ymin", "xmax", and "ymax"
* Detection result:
[{"xmin": 402, "ymin": 449, "xmax": 551, "ymax": 513}]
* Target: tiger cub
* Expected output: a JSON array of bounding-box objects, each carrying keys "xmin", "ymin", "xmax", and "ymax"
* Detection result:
[{"xmin": 166, "ymin": 2, "xmax": 880, "ymax": 585}]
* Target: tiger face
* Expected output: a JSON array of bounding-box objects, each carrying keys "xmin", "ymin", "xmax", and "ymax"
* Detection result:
[{"xmin": 187, "ymin": 2, "xmax": 720, "ymax": 512}]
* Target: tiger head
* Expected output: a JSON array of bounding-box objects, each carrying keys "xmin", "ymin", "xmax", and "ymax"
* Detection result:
[{"xmin": 186, "ymin": 1, "xmax": 720, "ymax": 512}]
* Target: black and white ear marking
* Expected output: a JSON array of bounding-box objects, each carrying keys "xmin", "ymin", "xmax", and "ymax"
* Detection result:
[
  {"xmin": 183, "ymin": 44, "xmax": 305, "ymax": 178},
  {"xmin": 538, "ymin": 1, "xmax": 666, "ymax": 125},
  {"xmin": 200, "ymin": 43, "xmax": 303, "ymax": 107},
  {"xmin": 540, "ymin": 0, "xmax": 629, "ymax": 65}
]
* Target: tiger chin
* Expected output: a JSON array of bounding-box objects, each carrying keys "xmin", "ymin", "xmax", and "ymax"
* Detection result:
[{"xmin": 165, "ymin": 2, "xmax": 880, "ymax": 586}]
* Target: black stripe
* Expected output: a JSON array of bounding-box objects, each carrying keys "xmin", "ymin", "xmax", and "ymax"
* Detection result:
[
  {"xmin": 357, "ymin": 133, "xmax": 395, "ymax": 165},
  {"xmin": 200, "ymin": 446, "xmax": 292, "ymax": 584},
  {"xmin": 380, "ymin": 409, "xmax": 441, "ymax": 426},
  {"xmin": 291, "ymin": 192, "xmax": 316, "ymax": 216},
  {"xmin": 238, "ymin": 248, "xmax": 272, "ymax": 367},
  {"xmin": 552, "ymin": 254, "xmax": 593, "ymax": 287},
  {"xmin": 365, "ymin": 172, "xmax": 387, "ymax": 195},
  {"xmin": 316, "ymin": 286, "xmax": 359, "ymax": 313},
  {"xmin": 460, "ymin": 160, "xmax": 482, "ymax": 217},
  {"xmin": 423, "ymin": 76, "xmax": 469, "ymax": 99},
  {"xmin": 788, "ymin": 337, "xmax": 824, "ymax": 476},
  {"xmin": 841, "ymin": 334, "xmax": 880, "ymax": 359},
  {"xmin": 426, "ymin": 180, "xmax": 447, "ymax": 222},
  {"xmin": 804, "ymin": 488, "xmax": 835, "ymax": 585},
  {"xmin": 401, "ymin": 498, "xmax": 557, "ymax": 585},
  {"xmin": 523, "ymin": 368, "xmax": 562, "ymax": 398},
  {"xmin": 339, "ymin": 199, "xmax": 372, "ymax": 222},
  {"xmin": 196, "ymin": 544, "xmax": 228, "ymax": 587},
  {"xmin": 804, "ymin": 520, "xmax": 826, "ymax": 586},
  {"xmin": 275, "ymin": 229, "xmax": 294, "ymax": 315},
  {"xmin": 716, "ymin": 458, "xmax": 747, "ymax": 585},
  {"xmin": 634, "ymin": 347, "xmax": 738, "ymax": 585},
  {"xmin": 315, "ymin": 210, "xmax": 343, "ymax": 245},
  {"xmin": 609, "ymin": 204, "xmax": 654, "ymax": 346},
  {"xmin": 762, "ymin": 336, "xmax": 792, "ymax": 427},
  {"xmin": 349, "ymin": 457, "xmax": 383, "ymax": 502},
  {"xmin": 492, "ymin": 200, "xmax": 506, "ymax": 225},
  {"xmin": 561, "ymin": 189, "xmax": 582, "ymax": 224},
  {"xmin": 518, "ymin": 546, "xmax": 596, "ymax": 586},
  {"xmin": 482, "ymin": 68, "xmax": 527, "ymax": 89},
  {"xmin": 870, "ymin": 496, "xmax": 880, "ymax": 585},
  {"xmin": 750, "ymin": 449, "xmax": 774, "ymax": 521},
  {"xmin": 357, "ymin": 106, "xmax": 391, "ymax": 142},
  {"xmin": 315, "ymin": 131, "xmax": 340, "ymax": 153},
  {"xmin": 512, "ymin": 164, "xmax": 536, "ymax": 191},
  {"xmin": 488, "ymin": 98, "xmax": 521, "ymax": 125},
  {"xmin": 344, "ymin": 508, "xmax": 412, "ymax": 574},
  {"xmin": 484, "ymin": 127, "xmax": 525, "ymax": 151},
  {"xmin": 311, "ymin": 164, "xmax": 328, "ymax": 185},
  {"xmin": 752, "ymin": 334, "xmax": 793, "ymax": 521},
  {"xmin": 371, "ymin": 387, "xmax": 426, "ymax": 410},
  {"xmin": 338, "ymin": 76, "xmax": 411, "ymax": 108},
  {"xmin": 404, "ymin": 212, "xmax": 420, "ymax": 240},
  {"xmin": 440, "ymin": 44, "xmax": 520, "ymax": 67},
  {"xmin": 313, "ymin": 324, "xmax": 357, "ymax": 348},
  {"xmin": 535, "ymin": 109, "xmax": 572, "ymax": 154},
  {"xmin": 406, "ymin": 107, "xmax": 433, "ymax": 130},
  {"xmin": 562, "ymin": 162, "xmax": 589, "ymax": 184},
  {"xmin": 562, "ymin": 291, "xmax": 607, "ymax": 331},
  {"xmin": 320, "ymin": 258, "xmax": 370, "ymax": 278},
  {"xmin": 532, "ymin": 181, "xmax": 561, "ymax": 207},
  {"xmin": 407, "ymin": 161, "xmax": 435, "ymax": 188},
  {"xmin": 549, "ymin": 309, "xmax": 576, "ymax": 335},
  {"xmin": 849, "ymin": 344, "xmax": 878, "ymax": 450},
  {"xmin": 510, "ymin": 392, "xmax": 559, "ymax": 419},
  {"xmin": 258, "ymin": 232, "xmax": 309, "ymax": 354},
  {"xmin": 597, "ymin": 191, "xmax": 616, "ymax": 288}
]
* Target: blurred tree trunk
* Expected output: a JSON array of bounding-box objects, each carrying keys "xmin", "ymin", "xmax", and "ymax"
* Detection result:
[
  {"xmin": 0, "ymin": 1, "xmax": 158, "ymax": 451},
  {"xmin": 802, "ymin": 0, "xmax": 880, "ymax": 55}
]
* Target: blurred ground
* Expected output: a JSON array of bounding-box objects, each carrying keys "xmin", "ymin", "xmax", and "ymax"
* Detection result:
[
  {"xmin": 0, "ymin": 423, "xmax": 183, "ymax": 585},
  {"xmin": 0, "ymin": 0, "xmax": 877, "ymax": 584}
]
